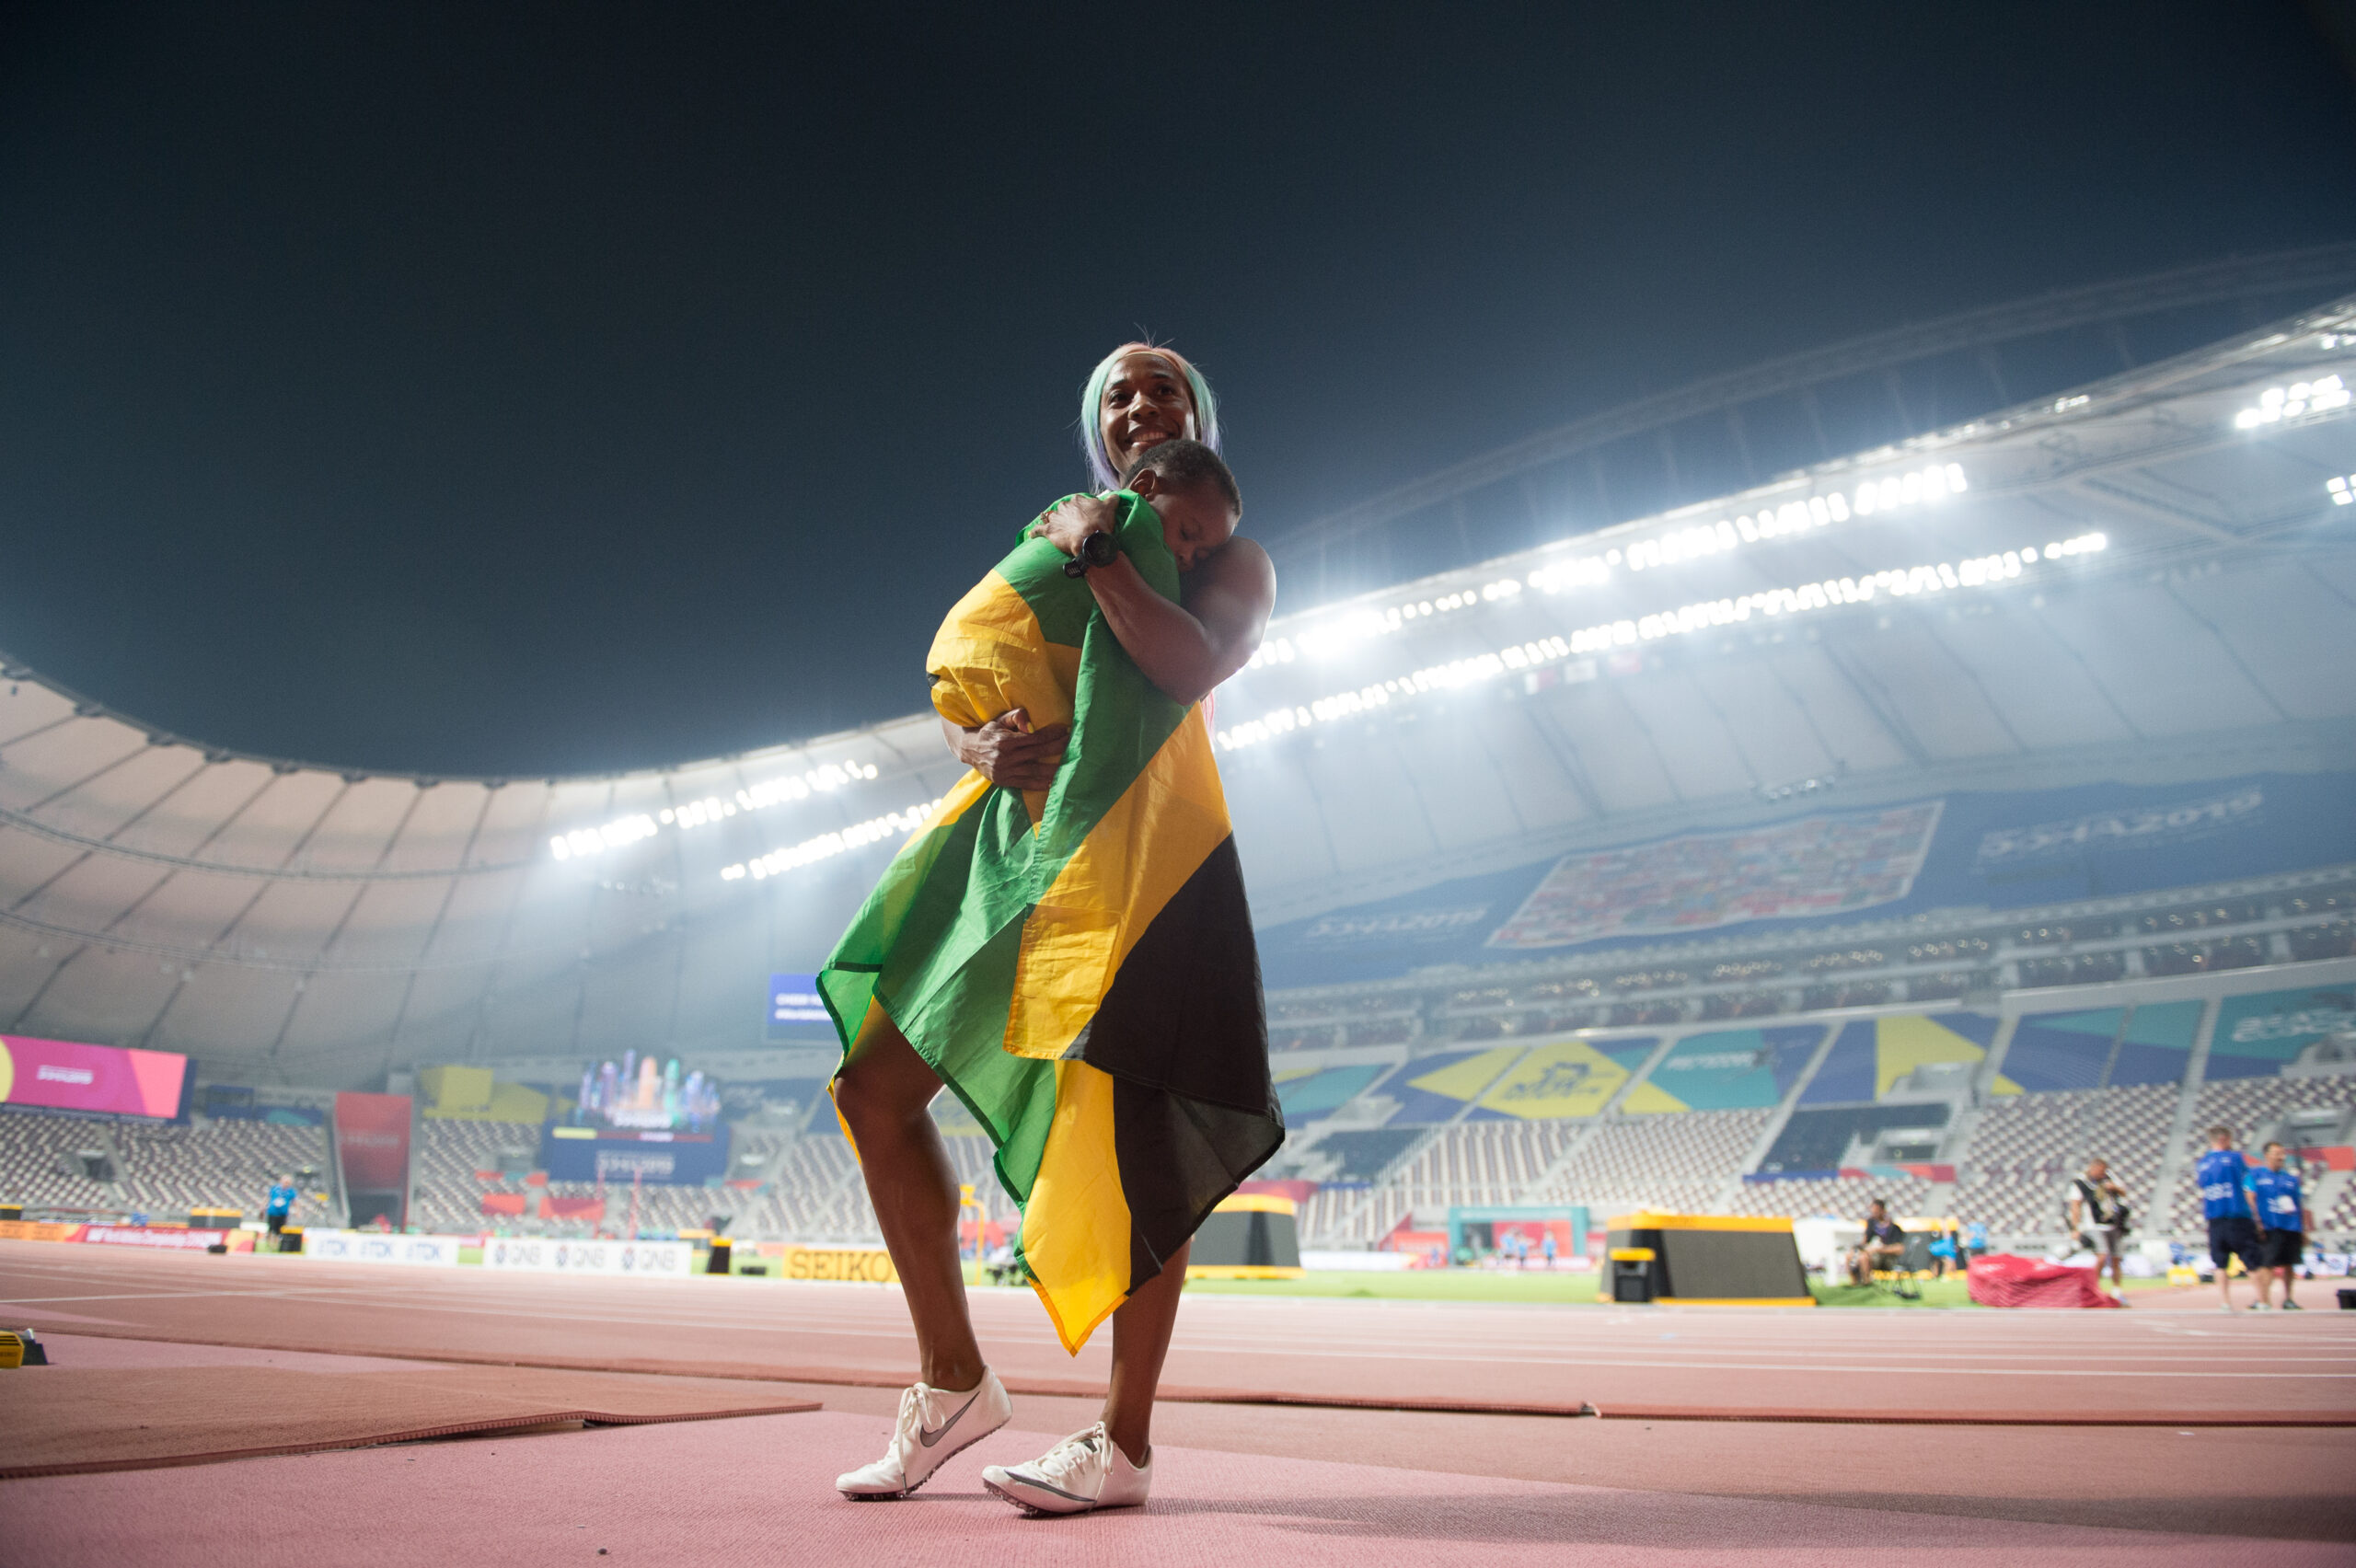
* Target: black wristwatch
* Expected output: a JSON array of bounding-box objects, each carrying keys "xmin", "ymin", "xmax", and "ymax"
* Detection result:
[{"xmin": 1062, "ymin": 530, "xmax": 1121, "ymax": 578}]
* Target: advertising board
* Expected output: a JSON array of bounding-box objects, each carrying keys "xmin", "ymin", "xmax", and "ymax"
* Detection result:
[
  {"xmin": 481, "ymin": 1237, "xmax": 693, "ymax": 1276},
  {"xmin": 0, "ymin": 1035, "xmax": 189, "ymax": 1119},
  {"xmin": 765, "ymin": 1245, "xmax": 897, "ymax": 1283},
  {"xmin": 79, "ymin": 1225, "xmax": 243, "ymax": 1251},
  {"xmin": 302, "ymin": 1229, "xmax": 470, "ymax": 1266}
]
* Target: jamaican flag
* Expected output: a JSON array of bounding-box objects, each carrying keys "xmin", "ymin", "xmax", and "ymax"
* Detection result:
[{"xmin": 818, "ymin": 492, "xmax": 1281, "ymax": 1354}]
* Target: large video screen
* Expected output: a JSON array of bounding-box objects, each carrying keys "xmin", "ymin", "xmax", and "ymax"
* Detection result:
[
  {"xmin": 569, "ymin": 1050, "xmax": 721, "ymax": 1134},
  {"xmin": 1, "ymin": 1035, "xmax": 189, "ymax": 1120}
]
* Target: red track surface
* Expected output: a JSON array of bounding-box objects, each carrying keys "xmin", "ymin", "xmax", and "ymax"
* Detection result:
[
  {"xmin": 6, "ymin": 1240, "xmax": 2354, "ymax": 1561},
  {"xmin": 7, "ymin": 1241, "xmax": 2351, "ymax": 1423}
]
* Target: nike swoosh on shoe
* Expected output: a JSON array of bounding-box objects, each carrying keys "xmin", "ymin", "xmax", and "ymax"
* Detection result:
[{"xmin": 918, "ymin": 1389, "xmax": 979, "ymax": 1448}]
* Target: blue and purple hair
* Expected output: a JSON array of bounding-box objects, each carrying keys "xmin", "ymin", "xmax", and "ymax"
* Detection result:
[{"xmin": 1078, "ymin": 341, "xmax": 1222, "ymax": 492}]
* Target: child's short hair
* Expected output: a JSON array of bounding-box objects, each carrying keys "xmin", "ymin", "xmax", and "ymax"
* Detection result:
[
  {"xmin": 2207, "ymin": 1124, "xmax": 2234, "ymax": 1143},
  {"xmin": 1124, "ymin": 437, "xmax": 1242, "ymax": 516}
]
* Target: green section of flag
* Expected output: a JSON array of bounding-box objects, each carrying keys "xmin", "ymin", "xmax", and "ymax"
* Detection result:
[{"xmin": 817, "ymin": 493, "xmax": 1185, "ymax": 1211}]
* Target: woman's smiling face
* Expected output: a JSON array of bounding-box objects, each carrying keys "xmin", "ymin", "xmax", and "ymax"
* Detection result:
[{"xmin": 1098, "ymin": 352, "xmax": 1198, "ymax": 478}]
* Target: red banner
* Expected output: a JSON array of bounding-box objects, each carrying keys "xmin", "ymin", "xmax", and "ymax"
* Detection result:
[
  {"xmin": 335, "ymin": 1092, "xmax": 412, "ymax": 1222},
  {"xmin": 480, "ymin": 1193, "xmax": 527, "ymax": 1216},
  {"xmin": 539, "ymin": 1194, "xmax": 604, "ymax": 1221}
]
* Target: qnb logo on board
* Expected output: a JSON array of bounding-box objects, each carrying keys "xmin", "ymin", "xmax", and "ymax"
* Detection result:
[{"xmin": 36, "ymin": 1065, "xmax": 95, "ymax": 1085}]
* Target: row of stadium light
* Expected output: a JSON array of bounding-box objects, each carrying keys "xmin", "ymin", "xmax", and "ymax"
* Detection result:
[
  {"xmin": 549, "ymin": 759, "xmax": 884, "ymax": 861},
  {"xmin": 2234, "ymin": 374, "xmax": 2349, "ymax": 430},
  {"xmin": 719, "ymin": 797, "xmax": 946, "ymax": 882},
  {"xmin": 2330, "ymin": 474, "xmax": 2356, "ymax": 507},
  {"xmin": 1242, "ymin": 462, "xmax": 1968, "ymax": 674},
  {"xmin": 1215, "ymin": 533, "xmax": 2107, "ymax": 753}
]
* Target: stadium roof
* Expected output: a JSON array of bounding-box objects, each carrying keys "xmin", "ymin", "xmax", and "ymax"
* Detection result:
[{"xmin": 3, "ymin": 291, "xmax": 2352, "ymax": 1088}]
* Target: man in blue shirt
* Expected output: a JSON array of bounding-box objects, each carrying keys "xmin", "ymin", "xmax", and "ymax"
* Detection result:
[
  {"xmin": 2248, "ymin": 1141, "xmax": 2311, "ymax": 1312},
  {"xmin": 264, "ymin": 1175, "xmax": 297, "ymax": 1249},
  {"xmin": 2193, "ymin": 1125, "xmax": 2260, "ymax": 1312}
]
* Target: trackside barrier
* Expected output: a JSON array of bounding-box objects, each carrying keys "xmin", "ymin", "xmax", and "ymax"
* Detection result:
[
  {"xmin": 763, "ymin": 1245, "xmax": 897, "ymax": 1283},
  {"xmin": 302, "ymin": 1229, "xmax": 470, "ymax": 1267},
  {"xmin": 80, "ymin": 1226, "xmax": 249, "ymax": 1252},
  {"xmin": 482, "ymin": 1238, "xmax": 693, "ymax": 1277}
]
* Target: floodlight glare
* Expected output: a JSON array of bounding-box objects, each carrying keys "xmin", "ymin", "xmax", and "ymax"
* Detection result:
[
  {"xmin": 1215, "ymin": 530, "xmax": 2096, "ymax": 755},
  {"xmin": 2234, "ymin": 374, "xmax": 2350, "ymax": 430},
  {"xmin": 547, "ymin": 757, "xmax": 885, "ymax": 860},
  {"xmin": 720, "ymin": 796, "xmax": 947, "ymax": 884}
]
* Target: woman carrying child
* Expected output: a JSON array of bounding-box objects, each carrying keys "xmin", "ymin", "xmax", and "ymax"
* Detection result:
[{"xmin": 821, "ymin": 343, "xmax": 1280, "ymax": 1517}]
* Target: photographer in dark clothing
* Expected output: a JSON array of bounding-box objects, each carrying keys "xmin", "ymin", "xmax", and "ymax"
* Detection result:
[{"xmin": 1846, "ymin": 1199, "xmax": 1906, "ymax": 1286}]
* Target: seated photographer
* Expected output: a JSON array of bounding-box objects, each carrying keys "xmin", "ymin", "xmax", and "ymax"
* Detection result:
[{"xmin": 1845, "ymin": 1199, "xmax": 1907, "ymax": 1286}]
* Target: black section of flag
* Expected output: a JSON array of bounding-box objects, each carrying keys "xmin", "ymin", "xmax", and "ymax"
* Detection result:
[
  {"xmin": 1113, "ymin": 1076, "xmax": 1286, "ymax": 1292},
  {"xmin": 1070, "ymin": 835, "xmax": 1278, "ymax": 1118},
  {"xmin": 1071, "ymin": 832, "xmax": 1283, "ymax": 1290}
]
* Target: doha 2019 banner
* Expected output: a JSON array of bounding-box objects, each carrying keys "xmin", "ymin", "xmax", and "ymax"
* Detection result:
[{"xmin": 0, "ymin": 1035, "xmax": 189, "ymax": 1119}]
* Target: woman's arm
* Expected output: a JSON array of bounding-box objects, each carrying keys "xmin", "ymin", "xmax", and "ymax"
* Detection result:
[
  {"xmin": 1033, "ymin": 496, "xmax": 1275, "ymax": 707},
  {"xmin": 939, "ymin": 710, "xmax": 1067, "ymax": 790}
]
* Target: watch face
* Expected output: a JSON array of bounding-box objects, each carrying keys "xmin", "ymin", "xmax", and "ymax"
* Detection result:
[{"xmin": 1083, "ymin": 532, "xmax": 1119, "ymax": 568}]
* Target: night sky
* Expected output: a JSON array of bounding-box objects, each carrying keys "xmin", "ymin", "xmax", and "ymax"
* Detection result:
[{"xmin": 2, "ymin": 4, "xmax": 2351, "ymax": 778}]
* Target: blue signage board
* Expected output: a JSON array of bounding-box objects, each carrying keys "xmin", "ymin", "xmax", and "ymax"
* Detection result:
[
  {"xmin": 538, "ymin": 1125, "xmax": 730, "ymax": 1185},
  {"xmin": 768, "ymin": 973, "xmax": 832, "ymax": 1039}
]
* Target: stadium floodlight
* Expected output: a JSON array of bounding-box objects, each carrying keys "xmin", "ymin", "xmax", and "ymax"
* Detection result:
[
  {"xmin": 2233, "ymin": 374, "xmax": 2350, "ymax": 430},
  {"xmin": 549, "ymin": 813, "xmax": 659, "ymax": 861},
  {"xmin": 720, "ymin": 797, "xmax": 947, "ymax": 883},
  {"xmin": 549, "ymin": 758, "xmax": 884, "ymax": 860},
  {"xmin": 2329, "ymin": 475, "xmax": 2353, "ymax": 507},
  {"xmin": 1214, "ymin": 532, "xmax": 2096, "ymax": 754},
  {"xmin": 1532, "ymin": 462, "xmax": 1963, "ymax": 591}
]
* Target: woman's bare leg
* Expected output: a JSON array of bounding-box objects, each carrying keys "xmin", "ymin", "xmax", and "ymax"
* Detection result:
[
  {"xmin": 832, "ymin": 1014, "xmax": 985, "ymax": 1390},
  {"xmin": 1101, "ymin": 1238, "xmax": 1189, "ymax": 1465}
]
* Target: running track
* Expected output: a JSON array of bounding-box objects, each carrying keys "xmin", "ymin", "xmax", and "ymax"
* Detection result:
[
  {"xmin": 6, "ymin": 1240, "xmax": 2351, "ymax": 1421},
  {"xmin": 6, "ymin": 1240, "xmax": 2355, "ymax": 1563}
]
